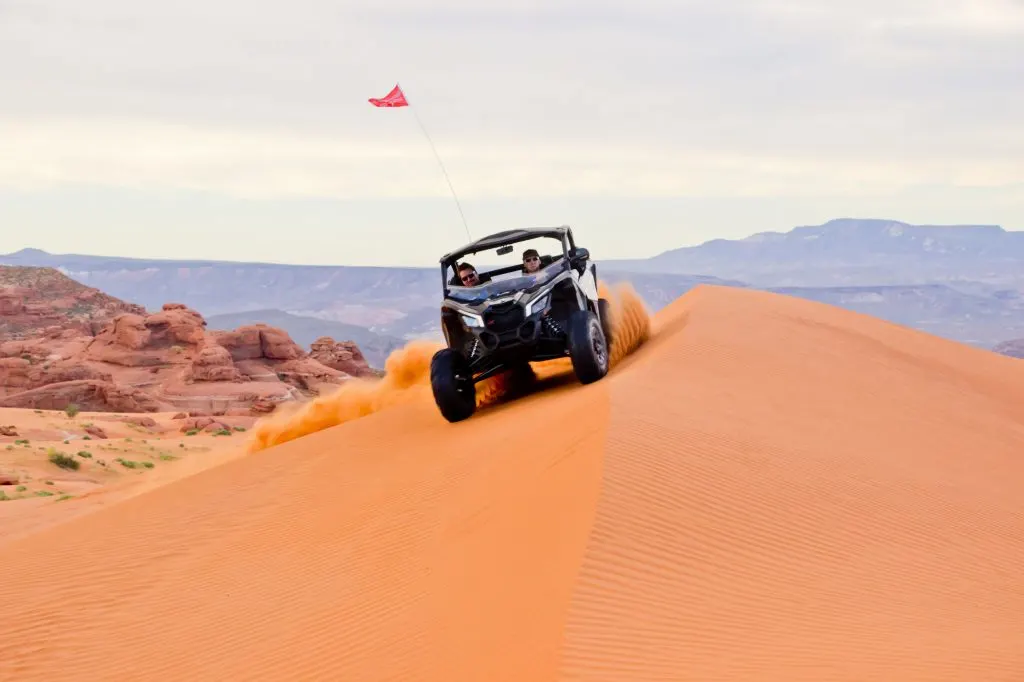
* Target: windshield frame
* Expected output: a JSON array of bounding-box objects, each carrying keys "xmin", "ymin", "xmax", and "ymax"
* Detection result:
[{"xmin": 440, "ymin": 230, "xmax": 572, "ymax": 298}]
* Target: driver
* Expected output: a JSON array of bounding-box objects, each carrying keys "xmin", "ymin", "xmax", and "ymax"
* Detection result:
[
  {"xmin": 457, "ymin": 262, "xmax": 490, "ymax": 286},
  {"xmin": 522, "ymin": 248, "xmax": 543, "ymax": 274}
]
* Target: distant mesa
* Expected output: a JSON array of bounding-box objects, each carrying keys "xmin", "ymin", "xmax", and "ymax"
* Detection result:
[
  {"xmin": 4, "ymin": 216, "xmax": 1024, "ymax": 356},
  {"xmin": 992, "ymin": 338, "xmax": 1024, "ymax": 359}
]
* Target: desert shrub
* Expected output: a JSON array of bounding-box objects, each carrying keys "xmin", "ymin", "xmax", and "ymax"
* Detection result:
[{"xmin": 48, "ymin": 449, "xmax": 79, "ymax": 470}]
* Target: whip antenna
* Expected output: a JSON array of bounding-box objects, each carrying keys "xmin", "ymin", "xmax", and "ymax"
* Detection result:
[{"xmin": 369, "ymin": 82, "xmax": 472, "ymax": 242}]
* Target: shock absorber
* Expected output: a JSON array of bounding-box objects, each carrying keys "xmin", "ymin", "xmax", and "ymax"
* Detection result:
[{"xmin": 542, "ymin": 316, "xmax": 565, "ymax": 337}]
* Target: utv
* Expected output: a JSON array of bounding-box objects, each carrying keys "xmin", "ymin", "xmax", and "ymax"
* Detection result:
[{"xmin": 429, "ymin": 226, "xmax": 613, "ymax": 422}]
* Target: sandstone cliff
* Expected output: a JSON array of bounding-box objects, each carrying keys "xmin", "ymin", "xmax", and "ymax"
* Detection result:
[{"xmin": 0, "ymin": 266, "xmax": 375, "ymax": 415}]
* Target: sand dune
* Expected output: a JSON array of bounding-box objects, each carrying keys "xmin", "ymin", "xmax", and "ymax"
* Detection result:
[{"xmin": 1, "ymin": 284, "xmax": 1023, "ymax": 681}]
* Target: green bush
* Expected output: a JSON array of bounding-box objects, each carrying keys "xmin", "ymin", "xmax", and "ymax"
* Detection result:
[{"xmin": 48, "ymin": 449, "xmax": 79, "ymax": 470}]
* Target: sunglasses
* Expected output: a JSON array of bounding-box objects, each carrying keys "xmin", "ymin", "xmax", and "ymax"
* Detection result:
[{"xmin": 523, "ymin": 256, "xmax": 539, "ymax": 263}]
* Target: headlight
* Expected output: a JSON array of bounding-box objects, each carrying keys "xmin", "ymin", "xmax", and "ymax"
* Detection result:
[
  {"xmin": 525, "ymin": 293, "xmax": 550, "ymax": 316},
  {"xmin": 461, "ymin": 313, "xmax": 483, "ymax": 328}
]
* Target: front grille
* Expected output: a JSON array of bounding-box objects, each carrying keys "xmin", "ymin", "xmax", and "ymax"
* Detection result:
[{"xmin": 483, "ymin": 302, "xmax": 524, "ymax": 332}]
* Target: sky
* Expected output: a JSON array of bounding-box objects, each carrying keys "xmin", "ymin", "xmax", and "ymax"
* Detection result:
[{"xmin": 1, "ymin": 0, "xmax": 1022, "ymax": 267}]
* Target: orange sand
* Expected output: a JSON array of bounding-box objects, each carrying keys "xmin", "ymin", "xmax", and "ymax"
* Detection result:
[
  {"xmin": 1, "ymin": 284, "xmax": 1023, "ymax": 680},
  {"xmin": 0, "ymin": 409, "xmax": 252, "ymax": 544}
]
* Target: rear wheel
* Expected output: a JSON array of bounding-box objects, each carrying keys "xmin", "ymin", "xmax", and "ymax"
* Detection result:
[
  {"xmin": 430, "ymin": 349, "xmax": 476, "ymax": 422},
  {"xmin": 567, "ymin": 309, "xmax": 609, "ymax": 384}
]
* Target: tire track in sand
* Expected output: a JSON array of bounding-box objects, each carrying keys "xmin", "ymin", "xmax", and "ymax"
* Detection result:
[{"xmin": 0, "ymin": 344, "xmax": 613, "ymax": 680}]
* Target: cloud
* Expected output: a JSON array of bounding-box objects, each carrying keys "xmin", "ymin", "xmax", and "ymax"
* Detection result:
[
  {"xmin": 1, "ymin": 0, "xmax": 1022, "ymax": 202},
  {"xmin": 3, "ymin": 117, "xmax": 1019, "ymax": 201}
]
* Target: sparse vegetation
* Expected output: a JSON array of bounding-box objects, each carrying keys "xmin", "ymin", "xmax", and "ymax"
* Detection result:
[
  {"xmin": 48, "ymin": 449, "xmax": 80, "ymax": 470},
  {"xmin": 64, "ymin": 404, "xmax": 80, "ymax": 418},
  {"xmin": 76, "ymin": 450, "xmax": 92, "ymax": 458}
]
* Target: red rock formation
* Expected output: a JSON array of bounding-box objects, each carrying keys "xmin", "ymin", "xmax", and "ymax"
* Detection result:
[
  {"xmin": 212, "ymin": 324, "xmax": 303, "ymax": 362},
  {"xmin": 0, "ymin": 379, "xmax": 173, "ymax": 412},
  {"xmin": 309, "ymin": 336, "xmax": 376, "ymax": 377},
  {"xmin": 85, "ymin": 303, "xmax": 207, "ymax": 367},
  {"xmin": 84, "ymin": 424, "xmax": 108, "ymax": 439},
  {"xmin": 1, "ymin": 266, "xmax": 375, "ymax": 415},
  {"xmin": 0, "ymin": 266, "xmax": 146, "ymax": 338},
  {"xmin": 186, "ymin": 344, "xmax": 243, "ymax": 383}
]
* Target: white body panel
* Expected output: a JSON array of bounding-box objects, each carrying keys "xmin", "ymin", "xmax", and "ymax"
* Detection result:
[{"xmin": 576, "ymin": 264, "xmax": 599, "ymax": 303}]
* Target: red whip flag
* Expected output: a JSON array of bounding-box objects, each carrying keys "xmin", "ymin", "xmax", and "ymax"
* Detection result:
[{"xmin": 368, "ymin": 84, "xmax": 408, "ymax": 107}]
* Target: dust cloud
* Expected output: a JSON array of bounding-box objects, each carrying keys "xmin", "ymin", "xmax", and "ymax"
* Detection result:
[{"xmin": 246, "ymin": 281, "xmax": 651, "ymax": 453}]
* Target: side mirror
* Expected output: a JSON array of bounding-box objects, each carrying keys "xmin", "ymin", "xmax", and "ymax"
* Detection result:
[
  {"xmin": 569, "ymin": 247, "xmax": 589, "ymax": 261},
  {"xmin": 567, "ymin": 247, "xmax": 589, "ymax": 273}
]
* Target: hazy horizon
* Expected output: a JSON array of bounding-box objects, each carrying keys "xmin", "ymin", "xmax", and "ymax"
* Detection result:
[{"xmin": 2, "ymin": 0, "xmax": 1022, "ymax": 267}]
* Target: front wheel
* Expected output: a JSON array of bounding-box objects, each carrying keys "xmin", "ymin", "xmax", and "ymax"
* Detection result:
[
  {"xmin": 567, "ymin": 309, "xmax": 609, "ymax": 385},
  {"xmin": 430, "ymin": 349, "xmax": 477, "ymax": 422}
]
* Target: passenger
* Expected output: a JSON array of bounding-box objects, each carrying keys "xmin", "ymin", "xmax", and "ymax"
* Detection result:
[{"xmin": 522, "ymin": 248, "xmax": 542, "ymax": 274}]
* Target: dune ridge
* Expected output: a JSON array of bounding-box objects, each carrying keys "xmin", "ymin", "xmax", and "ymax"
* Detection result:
[
  {"xmin": 559, "ymin": 286, "xmax": 1024, "ymax": 680},
  {"xmin": 1, "ymin": 284, "xmax": 1023, "ymax": 681},
  {"xmin": 246, "ymin": 281, "xmax": 650, "ymax": 453}
]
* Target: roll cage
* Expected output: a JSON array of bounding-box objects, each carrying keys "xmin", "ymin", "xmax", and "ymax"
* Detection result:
[{"xmin": 439, "ymin": 226, "xmax": 578, "ymax": 296}]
